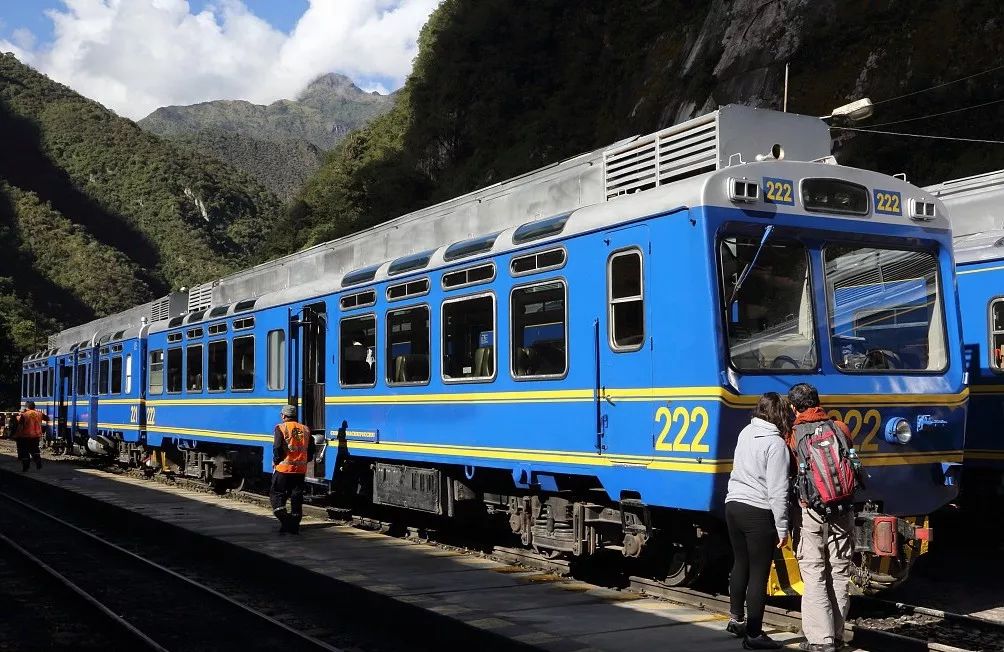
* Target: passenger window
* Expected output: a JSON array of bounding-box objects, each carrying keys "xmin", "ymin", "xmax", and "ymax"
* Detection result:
[
  {"xmin": 166, "ymin": 348, "xmax": 183, "ymax": 393},
  {"xmin": 232, "ymin": 336, "xmax": 254, "ymax": 391},
  {"xmin": 208, "ymin": 341, "xmax": 228, "ymax": 391},
  {"xmin": 609, "ymin": 250, "xmax": 644, "ymax": 350},
  {"xmin": 125, "ymin": 354, "xmax": 132, "ymax": 393},
  {"xmin": 149, "ymin": 351, "xmax": 164, "ymax": 394},
  {"xmin": 22, "ymin": 373, "xmax": 27, "ymax": 398},
  {"xmin": 186, "ymin": 345, "xmax": 203, "ymax": 391},
  {"xmin": 267, "ymin": 330, "xmax": 286, "ymax": 391},
  {"xmin": 989, "ymin": 299, "xmax": 1004, "ymax": 372},
  {"xmin": 111, "ymin": 356, "xmax": 123, "ymax": 394},
  {"xmin": 512, "ymin": 281, "xmax": 567, "ymax": 378},
  {"xmin": 340, "ymin": 315, "xmax": 376, "ymax": 387},
  {"xmin": 443, "ymin": 295, "xmax": 494, "ymax": 381},
  {"xmin": 77, "ymin": 364, "xmax": 88, "ymax": 396},
  {"xmin": 387, "ymin": 306, "xmax": 430, "ymax": 385},
  {"xmin": 99, "ymin": 359, "xmax": 110, "ymax": 394}
]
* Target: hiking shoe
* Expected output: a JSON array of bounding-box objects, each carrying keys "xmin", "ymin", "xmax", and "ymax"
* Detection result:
[
  {"xmin": 726, "ymin": 619, "xmax": 747, "ymax": 638},
  {"xmin": 743, "ymin": 633, "xmax": 782, "ymax": 650}
]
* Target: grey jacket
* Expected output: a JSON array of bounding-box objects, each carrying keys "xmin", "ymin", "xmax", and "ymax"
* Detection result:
[{"xmin": 725, "ymin": 417, "xmax": 791, "ymax": 540}]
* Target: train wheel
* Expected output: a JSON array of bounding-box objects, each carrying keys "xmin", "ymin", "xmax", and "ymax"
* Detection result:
[{"xmin": 660, "ymin": 543, "xmax": 706, "ymax": 587}]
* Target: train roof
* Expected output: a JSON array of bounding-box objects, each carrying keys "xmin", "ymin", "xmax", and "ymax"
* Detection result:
[
  {"xmin": 925, "ymin": 169, "xmax": 1004, "ymax": 264},
  {"xmin": 46, "ymin": 104, "xmax": 948, "ymax": 346}
]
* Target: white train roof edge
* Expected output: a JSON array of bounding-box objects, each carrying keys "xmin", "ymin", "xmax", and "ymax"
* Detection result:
[{"xmin": 925, "ymin": 169, "xmax": 1004, "ymax": 265}]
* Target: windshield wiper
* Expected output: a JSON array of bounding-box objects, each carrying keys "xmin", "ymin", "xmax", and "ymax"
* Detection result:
[{"xmin": 728, "ymin": 225, "xmax": 774, "ymax": 306}]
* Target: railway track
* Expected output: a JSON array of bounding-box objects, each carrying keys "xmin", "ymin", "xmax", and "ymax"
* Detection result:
[
  {"xmin": 0, "ymin": 491, "xmax": 343, "ymax": 652},
  {"xmin": 15, "ymin": 448, "xmax": 1004, "ymax": 652}
]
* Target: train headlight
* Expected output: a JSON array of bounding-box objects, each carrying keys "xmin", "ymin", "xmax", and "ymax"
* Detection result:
[
  {"xmin": 727, "ymin": 177, "xmax": 760, "ymax": 203},
  {"xmin": 884, "ymin": 417, "xmax": 913, "ymax": 444}
]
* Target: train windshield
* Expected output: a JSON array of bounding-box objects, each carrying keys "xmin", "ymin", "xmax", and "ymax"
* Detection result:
[
  {"xmin": 720, "ymin": 236, "xmax": 817, "ymax": 371},
  {"xmin": 824, "ymin": 245, "xmax": 946, "ymax": 372}
]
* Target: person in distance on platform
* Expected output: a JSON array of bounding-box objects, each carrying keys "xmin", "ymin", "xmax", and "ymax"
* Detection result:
[
  {"xmin": 270, "ymin": 405, "xmax": 315, "ymax": 534},
  {"xmin": 15, "ymin": 400, "xmax": 48, "ymax": 472},
  {"xmin": 724, "ymin": 392, "xmax": 792, "ymax": 650},
  {"xmin": 787, "ymin": 383, "xmax": 854, "ymax": 652}
]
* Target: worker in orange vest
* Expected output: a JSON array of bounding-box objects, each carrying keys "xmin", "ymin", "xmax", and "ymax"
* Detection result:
[
  {"xmin": 15, "ymin": 400, "xmax": 48, "ymax": 472},
  {"xmin": 270, "ymin": 405, "xmax": 315, "ymax": 534}
]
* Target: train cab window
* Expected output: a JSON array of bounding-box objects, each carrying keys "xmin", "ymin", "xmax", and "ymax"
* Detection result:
[
  {"xmin": 512, "ymin": 281, "xmax": 567, "ymax": 378},
  {"xmin": 267, "ymin": 330, "xmax": 286, "ymax": 391},
  {"xmin": 166, "ymin": 348, "xmax": 183, "ymax": 393},
  {"xmin": 125, "ymin": 354, "xmax": 133, "ymax": 393},
  {"xmin": 208, "ymin": 341, "xmax": 228, "ymax": 392},
  {"xmin": 99, "ymin": 359, "xmax": 110, "ymax": 394},
  {"xmin": 387, "ymin": 306, "xmax": 430, "ymax": 385},
  {"xmin": 77, "ymin": 364, "xmax": 89, "ymax": 396},
  {"xmin": 232, "ymin": 336, "xmax": 254, "ymax": 391},
  {"xmin": 825, "ymin": 245, "xmax": 946, "ymax": 372},
  {"xmin": 149, "ymin": 351, "xmax": 164, "ymax": 394},
  {"xmin": 187, "ymin": 345, "xmax": 203, "ymax": 392},
  {"xmin": 990, "ymin": 299, "xmax": 1004, "ymax": 372},
  {"xmin": 720, "ymin": 235, "xmax": 817, "ymax": 371},
  {"xmin": 608, "ymin": 250, "xmax": 644, "ymax": 351},
  {"xmin": 111, "ymin": 357, "xmax": 123, "ymax": 394},
  {"xmin": 340, "ymin": 316, "xmax": 376, "ymax": 387},
  {"xmin": 442, "ymin": 294, "xmax": 494, "ymax": 382}
]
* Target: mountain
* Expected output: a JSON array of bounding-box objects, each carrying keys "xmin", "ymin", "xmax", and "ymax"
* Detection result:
[
  {"xmin": 138, "ymin": 73, "xmax": 394, "ymax": 200},
  {"xmin": 281, "ymin": 0, "xmax": 1004, "ymax": 254},
  {"xmin": 0, "ymin": 53, "xmax": 281, "ymax": 405}
]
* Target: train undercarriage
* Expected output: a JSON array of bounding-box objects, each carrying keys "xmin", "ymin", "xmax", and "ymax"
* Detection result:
[{"xmin": 60, "ymin": 432, "xmax": 930, "ymax": 593}]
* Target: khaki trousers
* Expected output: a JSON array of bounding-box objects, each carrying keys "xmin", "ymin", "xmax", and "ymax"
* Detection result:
[{"xmin": 796, "ymin": 506, "xmax": 854, "ymax": 645}]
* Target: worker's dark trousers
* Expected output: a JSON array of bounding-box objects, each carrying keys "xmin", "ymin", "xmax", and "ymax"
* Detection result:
[
  {"xmin": 15, "ymin": 437, "xmax": 41, "ymax": 471},
  {"xmin": 270, "ymin": 471, "xmax": 305, "ymax": 531}
]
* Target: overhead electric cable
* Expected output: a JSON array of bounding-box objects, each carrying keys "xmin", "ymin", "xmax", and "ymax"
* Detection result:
[
  {"xmin": 870, "ymin": 64, "xmax": 1004, "ymax": 107},
  {"xmin": 832, "ymin": 126, "xmax": 1004, "ymax": 144},
  {"xmin": 859, "ymin": 98, "xmax": 1004, "ymax": 129}
]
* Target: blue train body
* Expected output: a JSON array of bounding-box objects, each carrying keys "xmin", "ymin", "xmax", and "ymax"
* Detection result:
[
  {"xmin": 928, "ymin": 170, "xmax": 1004, "ymax": 507},
  {"xmin": 23, "ymin": 106, "xmax": 965, "ymax": 592}
]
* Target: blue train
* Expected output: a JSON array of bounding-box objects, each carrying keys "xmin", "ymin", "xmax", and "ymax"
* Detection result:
[
  {"xmin": 23, "ymin": 106, "xmax": 965, "ymax": 593},
  {"xmin": 927, "ymin": 170, "xmax": 1004, "ymax": 512}
]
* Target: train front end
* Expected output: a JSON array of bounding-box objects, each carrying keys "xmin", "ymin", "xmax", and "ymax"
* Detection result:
[{"xmin": 705, "ymin": 160, "xmax": 966, "ymax": 593}]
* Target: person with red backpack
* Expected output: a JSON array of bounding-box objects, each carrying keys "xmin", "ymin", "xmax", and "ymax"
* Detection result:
[{"xmin": 787, "ymin": 383, "xmax": 862, "ymax": 652}]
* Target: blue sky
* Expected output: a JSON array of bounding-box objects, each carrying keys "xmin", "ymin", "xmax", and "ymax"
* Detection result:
[{"xmin": 0, "ymin": 1, "xmax": 437, "ymax": 119}]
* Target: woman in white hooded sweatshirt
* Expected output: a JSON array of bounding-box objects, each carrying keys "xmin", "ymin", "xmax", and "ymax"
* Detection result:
[{"xmin": 724, "ymin": 392, "xmax": 793, "ymax": 650}]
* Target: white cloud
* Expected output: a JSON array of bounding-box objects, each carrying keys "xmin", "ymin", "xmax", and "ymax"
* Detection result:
[
  {"xmin": 10, "ymin": 28, "xmax": 37, "ymax": 51},
  {"xmin": 2, "ymin": 0, "xmax": 439, "ymax": 120}
]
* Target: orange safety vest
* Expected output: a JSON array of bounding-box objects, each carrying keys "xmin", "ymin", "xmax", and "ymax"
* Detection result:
[
  {"xmin": 275, "ymin": 420, "xmax": 310, "ymax": 474},
  {"xmin": 16, "ymin": 410, "xmax": 44, "ymax": 439}
]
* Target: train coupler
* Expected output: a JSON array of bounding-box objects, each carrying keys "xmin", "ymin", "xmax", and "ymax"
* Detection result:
[{"xmin": 854, "ymin": 504, "xmax": 932, "ymax": 557}]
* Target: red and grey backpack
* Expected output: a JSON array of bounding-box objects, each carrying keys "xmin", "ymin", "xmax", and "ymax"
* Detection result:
[{"xmin": 793, "ymin": 420, "xmax": 862, "ymax": 516}]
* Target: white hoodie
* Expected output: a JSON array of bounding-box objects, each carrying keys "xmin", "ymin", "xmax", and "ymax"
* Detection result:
[{"xmin": 725, "ymin": 417, "xmax": 791, "ymax": 540}]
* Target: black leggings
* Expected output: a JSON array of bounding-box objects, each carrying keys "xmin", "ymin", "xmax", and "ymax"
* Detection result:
[{"xmin": 726, "ymin": 500, "xmax": 777, "ymax": 637}]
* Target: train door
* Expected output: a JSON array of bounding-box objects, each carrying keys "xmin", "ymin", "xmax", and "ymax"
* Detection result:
[
  {"xmin": 598, "ymin": 225, "xmax": 654, "ymax": 458},
  {"xmin": 57, "ymin": 359, "xmax": 71, "ymax": 443},
  {"xmin": 296, "ymin": 302, "xmax": 327, "ymax": 481}
]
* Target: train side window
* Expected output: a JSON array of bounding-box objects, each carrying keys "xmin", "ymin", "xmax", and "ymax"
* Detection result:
[
  {"xmin": 267, "ymin": 330, "xmax": 286, "ymax": 391},
  {"xmin": 166, "ymin": 348, "xmax": 183, "ymax": 393},
  {"xmin": 608, "ymin": 249, "xmax": 644, "ymax": 351},
  {"xmin": 77, "ymin": 364, "xmax": 89, "ymax": 396},
  {"xmin": 111, "ymin": 356, "xmax": 123, "ymax": 394},
  {"xmin": 340, "ymin": 315, "xmax": 376, "ymax": 387},
  {"xmin": 125, "ymin": 354, "xmax": 132, "ymax": 393},
  {"xmin": 387, "ymin": 306, "xmax": 430, "ymax": 385},
  {"xmin": 232, "ymin": 336, "xmax": 255, "ymax": 391},
  {"xmin": 98, "ymin": 359, "xmax": 110, "ymax": 394},
  {"xmin": 22, "ymin": 372, "xmax": 27, "ymax": 398},
  {"xmin": 442, "ymin": 294, "xmax": 495, "ymax": 382},
  {"xmin": 990, "ymin": 298, "xmax": 1004, "ymax": 372},
  {"xmin": 186, "ymin": 344, "xmax": 203, "ymax": 392},
  {"xmin": 208, "ymin": 340, "xmax": 228, "ymax": 392},
  {"xmin": 149, "ymin": 351, "xmax": 164, "ymax": 394},
  {"xmin": 512, "ymin": 281, "xmax": 567, "ymax": 379}
]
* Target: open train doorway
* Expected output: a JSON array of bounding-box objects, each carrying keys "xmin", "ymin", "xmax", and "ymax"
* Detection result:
[{"xmin": 298, "ymin": 301, "xmax": 327, "ymax": 482}]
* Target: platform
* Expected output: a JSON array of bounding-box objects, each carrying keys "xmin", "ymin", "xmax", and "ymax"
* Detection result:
[{"xmin": 0, "ymin": 443, "xmax": 815, "ymax": 652}]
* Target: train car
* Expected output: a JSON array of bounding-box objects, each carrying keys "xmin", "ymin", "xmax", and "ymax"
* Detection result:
[
  {"xmin": 29, "ymin": 105, "xmax": 965, "ymax": 594},
  {"xmin": 927, "ymin": 170, "xmax": 1004, "ymax": 512}
]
